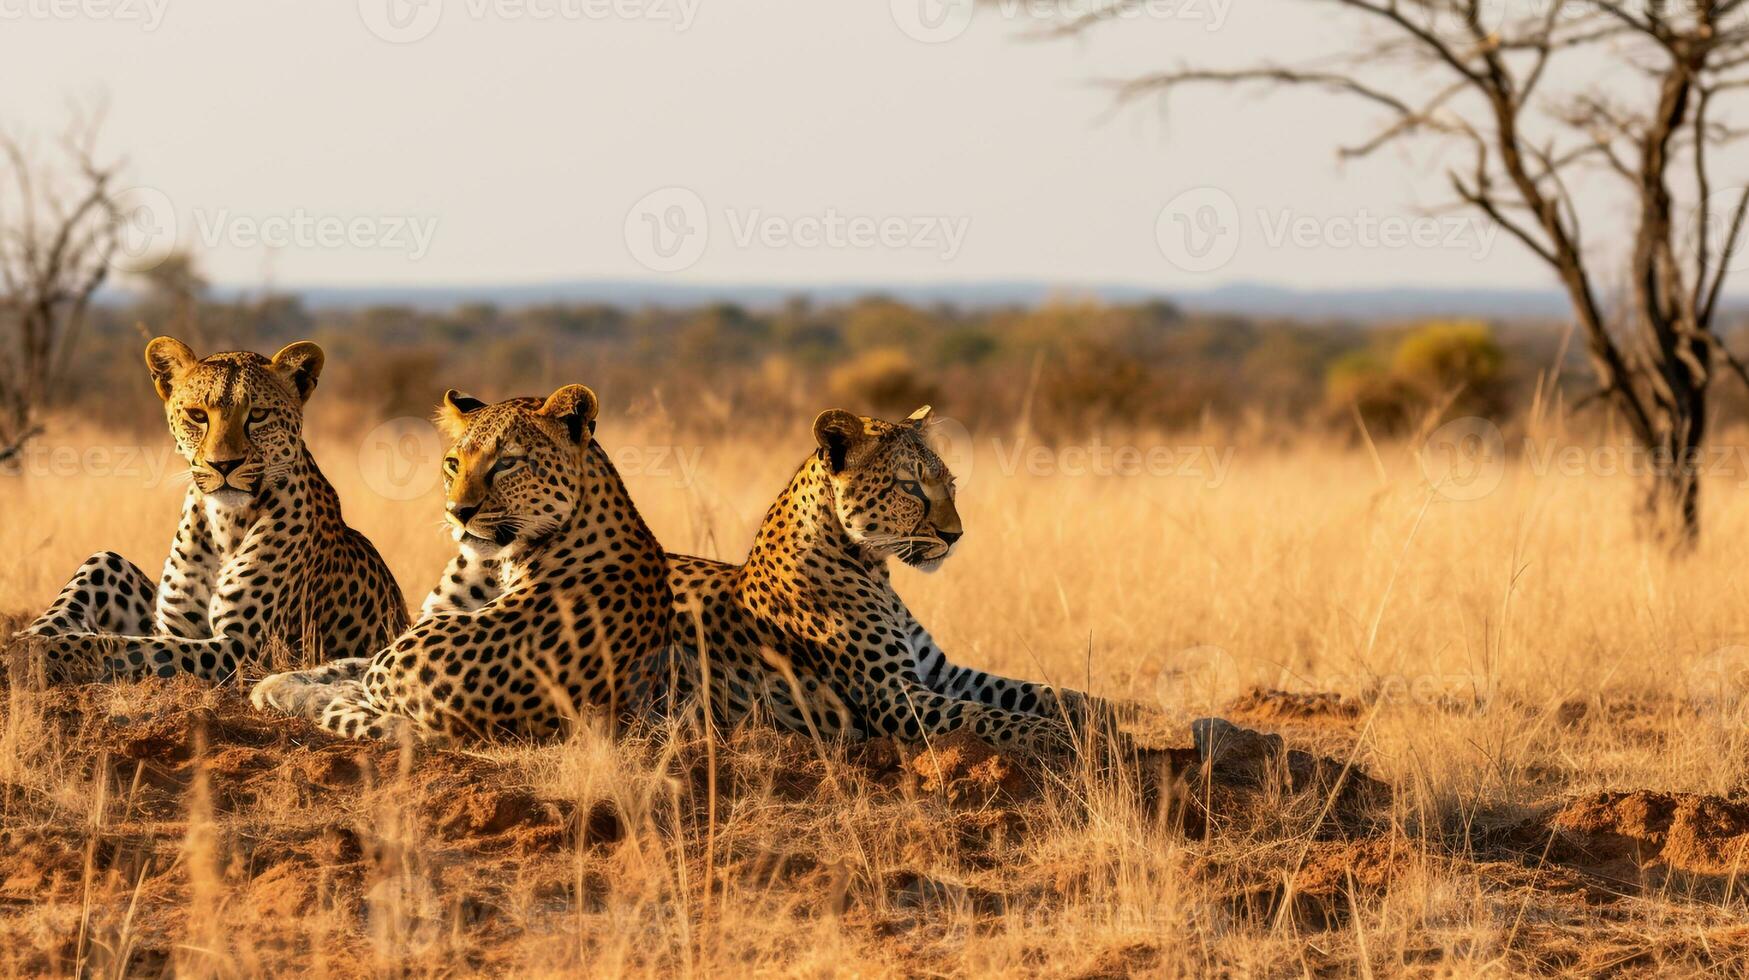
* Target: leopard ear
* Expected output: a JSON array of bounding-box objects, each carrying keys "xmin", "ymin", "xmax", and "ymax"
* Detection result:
[
  {"xmin": 538, "ymin": 384, "xmax": 600, "ymax": 444},
  {"xmin": 269, "ymin": 341, "xmax": 325, "ymax": 403},
  {"xmin": 144, "ymin": 336, "xmax": 198, "ymax": 401},
  {"xmin": 905, "ymin": 404, "xmax": 933, "ymax": 428},
  {"xmin": 435, "ymin": 389, "xmax": 487, "ymax": 441},
  {"xmin": 813, "ymin": 409, "xmax": 867, "ymax": 472}
]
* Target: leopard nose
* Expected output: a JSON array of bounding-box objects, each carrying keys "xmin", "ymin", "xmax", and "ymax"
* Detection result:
[
  {"xmin": 451, "ymin": 504, "xmax": 480, "ymax": 525},
  {"xmin": 209, "ymin": 457, "xmax": 245, "ymax": 477},
  {"xmin": 938, "ymin": 529, "xmax": 962, "ymax": 546}
]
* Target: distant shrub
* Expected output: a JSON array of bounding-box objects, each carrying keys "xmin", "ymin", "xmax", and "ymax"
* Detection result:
[
  {"xmin": 1392, "ymin": 320, "xmax": 1504, "ymax": 400},
  {"xmin": 679, "ymin": 304, "xmax": 770, "ymax": 363},
  {"xmin": 843, "ymin": 298, "xmax": 933, "ymax": 352},
  {"xmin": 371, "ymin": 349, "xmax": 446, "ymax": 418},
  {"xmin": 828, "ymin": 348, "xmax": 940, "ymax": 415},
  {"xmin": 935, "ymin": 327, "xmax": 998, "ymax": 365},
  {"xmin": 1324, "ymin": 350, "xmax": 1413, "ymax": 431},
  {"xmin": 1036, "ymin": 339, "xmax": 1150, "ymax": 434},
  {"xmin": 1325, "ymin": 320, "xmax": 1508, "ymax": 433}
]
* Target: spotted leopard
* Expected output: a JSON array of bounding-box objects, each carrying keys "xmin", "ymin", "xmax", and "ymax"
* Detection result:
[
  {"xmin": 14, "ymin": 337, "xmax": 408, "ymax": 683},
  {"xmin": 249, "ymin": 386, "xmax": 673, "ymax": 740},
  {"xmin": 659, "ymin": 406, "xmax": 1118, "ymax": 754}
]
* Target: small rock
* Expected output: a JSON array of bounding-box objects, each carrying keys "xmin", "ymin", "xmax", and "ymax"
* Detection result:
[{"xmin": 1191, "ymin": 717, "xmax": 1285, "ymax": 781}]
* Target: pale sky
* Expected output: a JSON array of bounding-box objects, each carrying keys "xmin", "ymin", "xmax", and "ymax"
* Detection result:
[{"xmin": 1, "ymin": 0, "xmax": 1739, "ymax": 293}]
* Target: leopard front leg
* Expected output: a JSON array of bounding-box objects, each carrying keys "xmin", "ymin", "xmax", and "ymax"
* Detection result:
[
  {"xmin": 34, "ymin": 519, "xmax": 302, "ymax": 684},
  {"xmin": 153, "ymin": 487, "xmax": 223, "ymax": 639},
  {"xmin": 12, "ymin": 553, "xmax": 159, "ymax": 683},
  {"xmin": 19, "ymin": 552, "xmax": 158, "ymax": 637}
]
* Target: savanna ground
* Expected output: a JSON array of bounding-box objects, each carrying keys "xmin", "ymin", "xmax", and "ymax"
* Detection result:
[{"xmin": 4, "ymin": 405, "xmax": 1749, "ymax": 977}]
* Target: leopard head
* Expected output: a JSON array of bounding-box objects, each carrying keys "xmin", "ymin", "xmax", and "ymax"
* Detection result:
[
  {"xmin": 813, "ymin": 405, "xmax": 963, "ymax": 572},
  {"xmin": 145, "ymin": 336, "xmax": 323, "ymax": 508},
  {"xmin": 433, "ymin": 384, "xmax": 599, "ymax": 560}
]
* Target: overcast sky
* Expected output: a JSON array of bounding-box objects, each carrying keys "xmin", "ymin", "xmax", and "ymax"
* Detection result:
[{"xmin": 2, "ymin": 0, "xmax": 1741, "ymax": 294}]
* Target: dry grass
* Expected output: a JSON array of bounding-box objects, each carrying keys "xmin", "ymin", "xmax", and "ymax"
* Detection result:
[{"xmin": 4, "ymin": 411, "xmax": 1749, "ymax": 976}]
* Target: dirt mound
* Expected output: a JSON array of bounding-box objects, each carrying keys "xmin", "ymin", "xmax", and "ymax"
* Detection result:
[
  {"xmin": 12, "ymin": 669, "xmax": 1745, "ymax": 972},
  {"xmin": 1546, "ymin": 695, "xmax": 1674, "ymax": 747},
  {"xmin": 1483, "ymin": 790, "xmax": 1749, "ymax": 903},
  {"xmin": 1210, "ymin": 836, "xmax": 1426, "ymax": 931},
  {"xmin": 902, "ymin": 728, "xmax": 1041, "ymax": 804},
  {"xmin": 1185, "ymin": 716, "xmax": 1392, "ymax": 830},
  {"xmin": 1551, "ymin": 791, "xmax": 1749, "ymax": 877},
  {"xmin": 0, "ymin": 677, "xmax": 610, "ymax": 974},
  {"xmin": 1225, "ymin": 688, "xmax": 1364, "ymax": 724}
]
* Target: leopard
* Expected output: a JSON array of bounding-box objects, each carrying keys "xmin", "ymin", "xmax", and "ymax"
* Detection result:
[
  {"xmin": 13, "ymin": 337, "xmax": 408, "ymax": 683},
  {"xmin": 249, "ymin": 385, "xmax": 673, "ymax": 741},
  {"xmin": 655, "ymin": 405, "xmax": 1123, "ymax": 756}
]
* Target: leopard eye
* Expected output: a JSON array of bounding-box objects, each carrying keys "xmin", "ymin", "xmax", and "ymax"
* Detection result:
[
  {"xmin": 443, "ymin": 456, "xmax": 459, "ymax": 475},
  {"xmin": 493, "ymin": 456, "xmax": 524, "ymax": 475},
  {"xmin": 185, "ymin": 408, "xmax": 207, "ymax": 424},
  {"xmin": 248, "ymin": 408, "xmax": 269, "ymax": 424}
]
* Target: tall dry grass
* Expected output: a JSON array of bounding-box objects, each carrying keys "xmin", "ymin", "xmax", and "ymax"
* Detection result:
[{"xmin": 4, "ymin": 408, "xmax": 1749, "ymax": 974}]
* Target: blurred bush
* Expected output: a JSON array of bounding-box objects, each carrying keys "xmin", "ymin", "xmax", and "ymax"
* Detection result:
[
  {"xmin": 43, "ymin": 256, "xmax": 1644, "ymax": 442},
  {"xmin": 1325, "ymin": 319, "xmax": 1509, "ymax": 434},
  {"xmin": 828, "ymin": 347, "xmax": 941, "ymax": 416}
]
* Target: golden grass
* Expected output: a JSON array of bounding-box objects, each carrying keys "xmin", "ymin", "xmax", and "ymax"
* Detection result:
[{"xmin": 4, "ymin": 410, "xmax": 1749, "ymax": 975}]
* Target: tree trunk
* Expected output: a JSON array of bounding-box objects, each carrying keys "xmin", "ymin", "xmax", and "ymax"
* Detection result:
[{"xmin": 1642, "ymin": 392, "xmax": 1705, "ymax": 549}]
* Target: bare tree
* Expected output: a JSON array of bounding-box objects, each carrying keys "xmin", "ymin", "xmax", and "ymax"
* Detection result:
[
  {"xmin": 1058, "ymin": 0, "xmax": 1749, "ymax": 545},
  {"xmin": 0, "ymin": 106, "xmax": 124, "ymax": 467}
]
